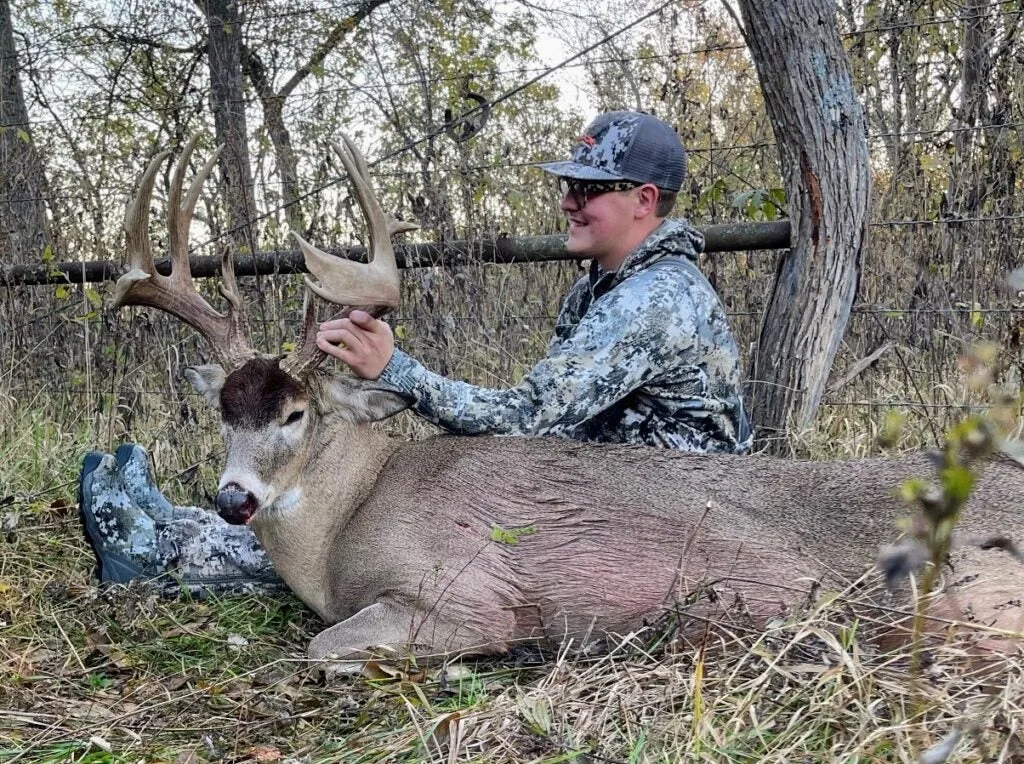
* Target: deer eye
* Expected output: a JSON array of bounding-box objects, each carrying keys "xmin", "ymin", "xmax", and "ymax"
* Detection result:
[{"xmin": 283, "ymin": 410, "xmax": 305, "ymax": 426}]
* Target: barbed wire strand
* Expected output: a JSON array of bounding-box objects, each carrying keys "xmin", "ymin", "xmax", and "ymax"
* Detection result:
[
  {"xmin": 9, "ymin": 301, "xmax": 1024, "ymax": 335},
  {"xmin": 5, "ymin": 116, "xmax": 1023, "ymax": 206}
]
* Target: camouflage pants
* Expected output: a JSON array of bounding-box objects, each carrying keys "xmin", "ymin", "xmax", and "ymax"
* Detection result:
[{"xmin": 80, "ymin": 446, "xmax": 286, "ymax": 597}]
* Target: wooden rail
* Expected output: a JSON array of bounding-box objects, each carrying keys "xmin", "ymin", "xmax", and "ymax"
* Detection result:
[{"xmin": 2, "ymin": 221, "xmax": 790, "ymax": 287}]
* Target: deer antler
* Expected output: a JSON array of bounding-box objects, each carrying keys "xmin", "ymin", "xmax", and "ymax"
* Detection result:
[
  {"xmin": 114, "ymin": 135, "xmax": 256, "ymax": 370},
  {"xmin": 282, "ymin": 135, "xmax": 417, "ymax": 379}
]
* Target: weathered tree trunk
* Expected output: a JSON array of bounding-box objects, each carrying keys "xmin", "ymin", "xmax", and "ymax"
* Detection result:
[
  {"xmin": 203, "ymin": 0, "xmax": 256, "ymax": 255},
  {"xmin": 0, "ymin": 0, "xmax": 52, "ymax": 264},
  {"xmin": 736, "ymin": 0, "xmax": 871, "ymax": 447}
]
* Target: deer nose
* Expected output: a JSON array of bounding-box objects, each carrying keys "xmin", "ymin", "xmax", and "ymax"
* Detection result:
[{"xmin": 216, "ymin": 483, "xmax": 257, "ymax": 525}]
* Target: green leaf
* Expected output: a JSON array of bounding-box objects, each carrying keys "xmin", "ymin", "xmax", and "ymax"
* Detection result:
[
  {"xmin": 17, "ymin": 129, "xmax": 30, "ymax": 144},
  {"xmin": 731, "ymin": 190, "xmax": 753, "ymax": 210},
  {"xmin": 897, "ymin": 477, "xmax": 928, "ymax": 505},
  {"xmin": 940, "ymin": 465, "xmax": 974, "ymax": 508},
  {"xmin": 878, "ymin": 410, "xmax": 906, "ymax": 448},
  {"xmin": 970, "ymin": 302, "xmax": 984, "ymax": 329},
  {"xmin": 490, "ymin": 524, "xmax": 537, "ymax": 546},
  {"xmin": 54, "ymin": 285, "xmax": 70, "ymax": 300},
  {"xmin": 918, "ymin": 153, "xmax": 940, "ymax": 172}
]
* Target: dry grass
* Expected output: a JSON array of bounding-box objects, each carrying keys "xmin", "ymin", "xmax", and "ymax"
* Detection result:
[
  {"xmin": 2, "ymin": 383, "xmax": 1023, "ymax": 763},
  {"xmin": 3, "ymin": 242, "xmax": 1024, "ymax": 762},
  {"xmin": 2, "ymin": 506, "xmax": 1022, "ymax": 763}
]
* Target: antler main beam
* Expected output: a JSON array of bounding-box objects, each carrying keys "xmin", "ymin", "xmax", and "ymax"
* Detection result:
[
  {"xmin": 282, "ymin": 135, "xmax": 417, "ymax": 380},
  {"xmin": 115, "ymin": 136, "xmax": 255, "ymax": 370}
]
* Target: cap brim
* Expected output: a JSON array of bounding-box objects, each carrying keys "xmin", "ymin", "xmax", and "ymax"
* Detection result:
[{"xmin": 537, "ymin": 160, "xmax": 624, "ymax": 182}]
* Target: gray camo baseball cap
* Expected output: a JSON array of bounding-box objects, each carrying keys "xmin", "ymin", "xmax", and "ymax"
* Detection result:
[{"xmin": 539, "ymin": 111, "xmax": 687, "ymax": 192}]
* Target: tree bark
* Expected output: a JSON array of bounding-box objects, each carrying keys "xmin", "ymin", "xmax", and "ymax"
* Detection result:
[
  {"xmin": 735, "ymin": 0, "xmax": 871, "ymax": 445},
  {"xmin": 0, "ymin": 0, "xmax": 53, "ymax": 264},
  {"xmin": 203, "ymin": 0, "xmax": 255, "ymax": 256}
]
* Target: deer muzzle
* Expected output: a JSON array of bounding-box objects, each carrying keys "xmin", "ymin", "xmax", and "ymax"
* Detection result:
[{"xmin": 216, "ymin": 483, "xmax": 258, "ymax": 525}]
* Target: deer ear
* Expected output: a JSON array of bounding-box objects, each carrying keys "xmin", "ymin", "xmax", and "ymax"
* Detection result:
[
  {"xmin": 184, "ymin": 365, "xmax": 226, "ymax": 410},
  {"xmin": 328, "ymin": 375, "xmax": 412, "ymax": 423}
]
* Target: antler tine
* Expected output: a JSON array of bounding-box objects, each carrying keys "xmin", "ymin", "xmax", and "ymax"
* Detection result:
[
  {"xmin": 114, "ymin": 138, "xmax": 256, "ymax": 370},
  {"xmin": 168, "ymin": 138, "xmax": 248, "ymax": 349},
  {"xmin": 332, "ymin": 136, "xmax": 387, "ymax": 245},
  {"xmin": 168, "ymin": 136, "xmax": 223, "ymax": 289},
  {"xmin": 290, "ymin": 135, "xmax": 418, "ymax": 310},
  {"xmin": 122, "ymin": 148, "xmax": 172, "ymax": 279},
  {"xmin": 173, "ymin": 143, "xmax": 246, "ymax": 321},
  {"xmin": 333, "ymin": 135, "xmax": 419, "ymax": 245},
  {"xmin": 281, "ymin": 133, "xmax": 417, "ymax": 380},
  {"xmin": 280, "ymin": 290, "xmax": 325, "ymax": 379}
]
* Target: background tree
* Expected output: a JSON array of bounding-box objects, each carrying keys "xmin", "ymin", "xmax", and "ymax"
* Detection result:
[
  {"xmin": 241, "ymin": 0, "xmax": 392, "ymax": 234},
  {"xmin": 203, "ymin": 0, "xmax": 256, "ymax": 257},
  {"xmin": 734, "ymin": 0, "xmax": 871, "ymax": 446},
  {"xmin": 0, "ymin": 0, "xmax": 52, "ymax": 264}
]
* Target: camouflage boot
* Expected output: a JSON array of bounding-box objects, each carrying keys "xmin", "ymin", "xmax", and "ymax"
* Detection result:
[{"xmin": 78, "ymin": 444, "xmax": 287, "ymax": 597}]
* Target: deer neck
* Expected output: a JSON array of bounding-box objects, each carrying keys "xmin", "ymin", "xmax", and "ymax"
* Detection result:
[{"xmin": 249, "ymin": 419, "xmax": 398, "ymax": 620}]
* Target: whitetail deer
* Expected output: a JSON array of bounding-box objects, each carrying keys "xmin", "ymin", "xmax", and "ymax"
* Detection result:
[{"xmin": 114, "ymin": 136, "xmax": 1023, "ymax": 668}]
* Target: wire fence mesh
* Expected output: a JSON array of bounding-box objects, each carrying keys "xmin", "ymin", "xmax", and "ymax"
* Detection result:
[{"xmin": 1, "ymin": 0, "xmax": 1022, "ymax": 455}]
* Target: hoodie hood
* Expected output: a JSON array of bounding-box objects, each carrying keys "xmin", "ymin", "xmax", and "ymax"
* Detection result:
[{"xmin": 607, "ymin": 218, "xmax": 705, "ymax": 287}]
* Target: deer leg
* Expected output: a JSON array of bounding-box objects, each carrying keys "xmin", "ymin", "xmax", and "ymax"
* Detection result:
[
  {"xmin": 941, "ymin": 544, "xmax": 1024, "ymax": 654},
  {"xmin": 308, "ymin": 600, "xmax": 492, "ymax": 673},
  {"xmin": 308, "ymin": 601, "xmax": 424, "ymax": 675}
]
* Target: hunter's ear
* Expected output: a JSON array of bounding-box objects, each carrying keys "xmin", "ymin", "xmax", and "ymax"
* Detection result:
[
  {"xmin": 328, "ymin": 375, "xmax": 412, "ymax": 423},
  {"xmin": 184, "ymin": 365, "xmax": 226, "ymax": 409}
]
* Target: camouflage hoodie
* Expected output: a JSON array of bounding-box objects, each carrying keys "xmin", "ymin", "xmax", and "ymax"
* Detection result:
[{"xmin": 380, "ymin": 219, "xmax": 752, "ymax": 453}]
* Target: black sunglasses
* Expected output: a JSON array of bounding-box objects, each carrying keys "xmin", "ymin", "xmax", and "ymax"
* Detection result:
[{"xmin": 558, "ymin": 178, "xmax": 642, "ymax": 209}]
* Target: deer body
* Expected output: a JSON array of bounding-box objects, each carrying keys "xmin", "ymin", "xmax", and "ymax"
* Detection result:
[{"xmin": 241, "ymin": 410, "xmax": 1023, "ymax": 663}]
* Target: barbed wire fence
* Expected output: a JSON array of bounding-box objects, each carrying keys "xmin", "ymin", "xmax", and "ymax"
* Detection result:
[{"xmin": 2, "ymin": 0, "xmax": 1022, "ymax": 456}]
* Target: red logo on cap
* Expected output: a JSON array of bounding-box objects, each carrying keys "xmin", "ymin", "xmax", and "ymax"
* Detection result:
[{"xmin": 577, "ymin": 134, "xmax": 596, "ymax": 147}]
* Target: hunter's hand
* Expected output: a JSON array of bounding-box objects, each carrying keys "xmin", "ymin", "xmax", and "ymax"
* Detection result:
[{"xmin": 316, "ymin": 310, "xmax": 395, "ymax": 380}]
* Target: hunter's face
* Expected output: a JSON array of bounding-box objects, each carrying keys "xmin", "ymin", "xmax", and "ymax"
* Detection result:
[{"xmin": 560, "ymin": 180, "xmax": 643, "ymax": 268}]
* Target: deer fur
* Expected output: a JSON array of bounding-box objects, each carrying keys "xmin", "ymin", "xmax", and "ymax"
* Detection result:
[{"xmin": 187, "ymin": 357, "xmax": 1024, "ymax": 667}]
